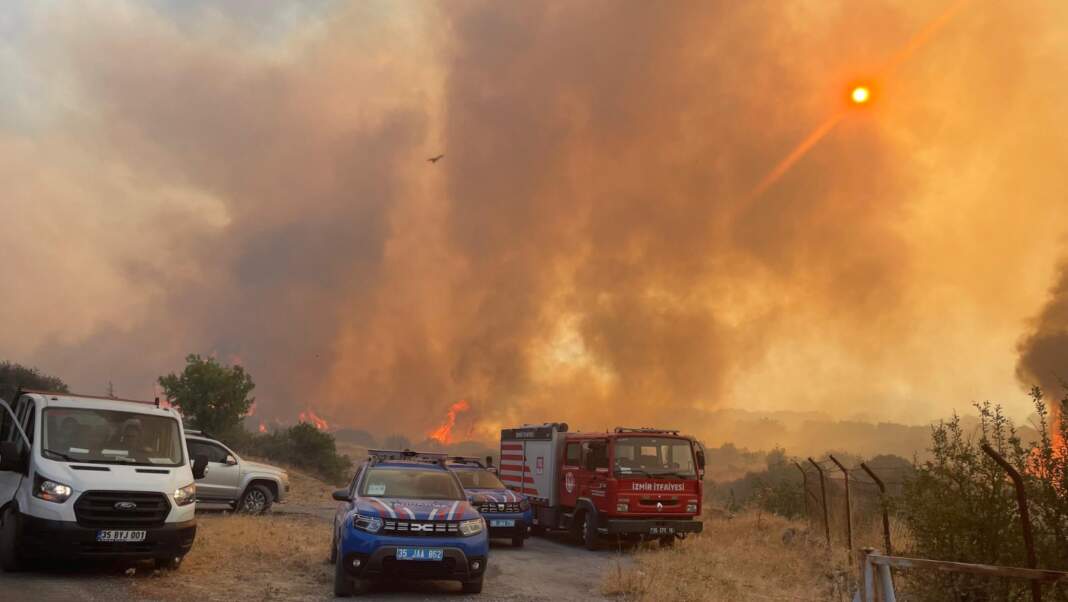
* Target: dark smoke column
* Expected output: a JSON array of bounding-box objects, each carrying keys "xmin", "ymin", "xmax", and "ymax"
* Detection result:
[{"xmin": 1017, "ymin": 262, "xmax": 1068, "ymax": 397}]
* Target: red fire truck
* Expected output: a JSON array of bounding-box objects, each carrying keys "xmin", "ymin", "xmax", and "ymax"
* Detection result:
[{"xmin": 498, "ymin": 423, "xmax": 705, "ymax": 549}]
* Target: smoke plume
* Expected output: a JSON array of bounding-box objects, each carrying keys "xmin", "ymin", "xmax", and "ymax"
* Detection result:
[{"xmin": 3, "ymin": 1, "xmax": 1068, "ymax": 445}]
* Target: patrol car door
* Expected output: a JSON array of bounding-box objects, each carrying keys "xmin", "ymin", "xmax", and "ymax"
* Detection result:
[{"xmin": 0, "ymin": 397, "xmax": 32, "ymax": 507}]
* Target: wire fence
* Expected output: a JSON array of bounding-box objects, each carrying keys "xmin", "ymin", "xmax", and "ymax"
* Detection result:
[{"xmin": 796, "ymin": 447, "xmax": 1068, "ymax": 602}]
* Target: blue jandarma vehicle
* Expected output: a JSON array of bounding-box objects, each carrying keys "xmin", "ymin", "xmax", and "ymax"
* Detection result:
[
  {"xmin": 448, "ymin": 456, "xmax": 532, "ymax": 547},
  {"xmin": 331, "ymin": 450, "xmax": 489, "ymax": 596}
]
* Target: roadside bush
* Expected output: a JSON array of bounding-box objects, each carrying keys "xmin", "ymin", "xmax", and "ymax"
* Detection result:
[
  {"xmin": 232, "ymin": 423, "xmax": 352, "ymax": 484},
  {"xmin": 899, "ymin": 393, "xmax": 1068, "ymax": 601},
  {"xmin": 714, "ymin": 448, "xmax": 806, "ymax": 518}
]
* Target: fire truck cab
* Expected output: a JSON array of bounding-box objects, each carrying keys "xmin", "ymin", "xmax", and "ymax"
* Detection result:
[{"xmin": 499, "ymin": 423, "xmax": 705, "ymax": 550}]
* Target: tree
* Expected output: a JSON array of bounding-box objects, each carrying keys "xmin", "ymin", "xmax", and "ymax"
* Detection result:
[
  {"xmin": 159, "ymin": 354, "xmax": 254, "ymax": 435},
  {"xmin": 0, "ymin": 361, "xmax": 69, "ymax": 402}
]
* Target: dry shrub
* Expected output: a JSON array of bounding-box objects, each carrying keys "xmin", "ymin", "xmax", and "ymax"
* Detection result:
[
  {"xmin": 133, "ymin": 514, "xmax": 331, "ymax": 602},
  {"xmin": 602, "ymin": 511, "xmax": 851, "ymax": 602}
]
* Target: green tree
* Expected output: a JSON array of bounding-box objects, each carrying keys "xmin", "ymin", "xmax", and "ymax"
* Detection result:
[
  {"xmin": 0, "ymin": 361, "xmax": 69, "ymax": 402},
  {"xmin": 158, "ymin": 354, "xmax": 254, "ymax": 436}
]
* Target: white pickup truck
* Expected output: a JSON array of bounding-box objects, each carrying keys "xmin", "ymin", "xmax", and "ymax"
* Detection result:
[
  {"xmin": 0, "ymin": 389, "xmax": 208, "ymax": 570},
  {"xmin": 185, "ymin": 431, "xmax": 288, "ymax": 514}
]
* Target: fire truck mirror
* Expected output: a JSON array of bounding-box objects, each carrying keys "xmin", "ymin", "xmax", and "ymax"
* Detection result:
[{"xmin": 696, "ymin": 449, "xmax": 706, "ymax": 470}]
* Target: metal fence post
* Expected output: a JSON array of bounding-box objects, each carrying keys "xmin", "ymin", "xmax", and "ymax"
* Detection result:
[
  {"xmin": 981, "ymin": 443, "xmax": 1042, "ymax": 602},
  {"xmin": 809, "ymin": 457, "xmax": 831, "ymax": 547},
  {"xmin": 858, "ymin": 547, "xmax": 875, "ymax": 602},
  {"xmin": 794, "ymin": 461, "xmax": 809, "ymax": 520},
  {"xmin": 860, "ymin": 462, "xmax": 893, "ymax": 556},
  {"xmin": 829, "ymin": 454, "xmax": 852, "ymax": 552}
]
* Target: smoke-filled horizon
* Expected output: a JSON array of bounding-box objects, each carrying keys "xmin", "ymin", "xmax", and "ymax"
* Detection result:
[{"xmin": 3, "ymin": 1, "xmax": 1067, "ymax": 445}]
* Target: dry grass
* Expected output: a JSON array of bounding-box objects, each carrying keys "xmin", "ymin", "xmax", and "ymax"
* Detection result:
[
  {"xmin": 132, "ymin": 514, "xmax": 332, "ymax": 602},
  {"xmin": 601, "ymin": 511, "xmax": 853, "ymax": 602}
]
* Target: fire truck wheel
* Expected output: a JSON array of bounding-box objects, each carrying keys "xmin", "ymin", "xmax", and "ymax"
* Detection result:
[
  {"xmin": 581, "ymin": 512, "xmax": 599, "ymax": 551},
  {"xmin": 512, "ymin": 534, "xmax": 525, "ymax": 547}
]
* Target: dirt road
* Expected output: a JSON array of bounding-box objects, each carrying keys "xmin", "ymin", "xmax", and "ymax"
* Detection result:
[{"xmin": 0, "ymin": 503, "xmax": 631, "ymax": 601}]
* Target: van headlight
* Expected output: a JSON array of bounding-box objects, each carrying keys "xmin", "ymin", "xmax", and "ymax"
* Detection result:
[
  {"xmin": 34, "ymin": 474, "xmax": 72, "ymax": 503},
  {"xmin": 174, "ymin": 483, "xmax": 196, "ymax": 506},
  {"xmin": 353, "ymin": 513, "xmax": 383, "ymax": 533},
  {"xmin": 459, "ymin": 518, "xmax": 484, "ymax": 536}
]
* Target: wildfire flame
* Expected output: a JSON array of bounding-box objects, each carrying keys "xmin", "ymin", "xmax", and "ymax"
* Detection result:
[
  {"xmin": 258, "ymin": 422, "xmax": 267, "ymax": 434},
  {"xmin": 428, "ymin": 400, "xmax": 471, "ymax": 445},
  {"xmin": 298, "ymin": 410, "xmax": 329, "ymax": 430}
]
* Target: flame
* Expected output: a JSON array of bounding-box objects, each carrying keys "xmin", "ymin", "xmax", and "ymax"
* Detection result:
[
  {"xmin": 428, "ymin": 400, "xmax": 471, "ymax": 445},
  {"xmin": 246, "ymin": 400, "xmax": 257, "ymax": 417},
  {"xmin": 258, "ymin": 422, "xmax": 267, "ymax": 434},
  {"xmin": 298, "ymin": 410, "xmax": 329, "ymax": 430}
]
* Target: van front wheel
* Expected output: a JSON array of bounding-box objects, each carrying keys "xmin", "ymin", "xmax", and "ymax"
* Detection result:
[{"xmin": 0, "ymin": 507, "xmax": 25, "ymax": 572}]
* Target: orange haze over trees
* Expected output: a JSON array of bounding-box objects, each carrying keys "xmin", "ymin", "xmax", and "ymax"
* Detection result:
[{"xmin": 3, "ymin": 1, "xmax": 1068, "ymax": 450}]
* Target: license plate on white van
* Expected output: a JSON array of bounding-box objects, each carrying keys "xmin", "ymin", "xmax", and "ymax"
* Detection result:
[{"xmin": 96, "ymin": 530, "xmax": 147, "ymax": 543}]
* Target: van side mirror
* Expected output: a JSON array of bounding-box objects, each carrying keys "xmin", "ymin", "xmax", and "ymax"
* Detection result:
[
  {"xmin": 332, "ymin": 489, "xmax": 351, "ymax": 502},
  {"xmin": 0, "ymin": 441, "xmax": 25, "ymax": 473},
  {"xmin": 192, "ymin": 454, "xmax": 209, "ymax": 480}
]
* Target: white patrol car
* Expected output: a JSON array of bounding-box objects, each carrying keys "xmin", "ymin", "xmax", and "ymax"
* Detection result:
[{"xmin": 0, "ymin": 389, "xmax": 208, "ymax": 570}]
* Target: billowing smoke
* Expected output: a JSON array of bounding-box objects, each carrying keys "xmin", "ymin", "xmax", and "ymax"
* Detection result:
[
  {"xmin": 4, "ymin": 1, "xmax": 1068, "ymax": 445},
  {"xmin": 1018, "ymin": 261, "xmax": 1068, "ymax": 400}
]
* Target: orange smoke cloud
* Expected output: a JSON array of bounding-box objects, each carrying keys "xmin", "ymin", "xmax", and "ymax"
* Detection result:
[
  {"xmin": 428, "ymin": 400, "xmax": 471, "ymax": 445},
  {"xmin": 298, "ymin": 410, "xmax": 329, "ymax": 431}
]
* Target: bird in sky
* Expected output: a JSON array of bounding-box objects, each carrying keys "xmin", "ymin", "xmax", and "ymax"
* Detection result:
[{"xmin": 427, "ymin": 154, "xmax": 445, "ymax": 163}]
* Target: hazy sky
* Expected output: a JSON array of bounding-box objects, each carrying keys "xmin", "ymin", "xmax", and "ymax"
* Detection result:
[{"xmin": 2, "ymin": 0, "xmax": 1066, "ymax": 443}]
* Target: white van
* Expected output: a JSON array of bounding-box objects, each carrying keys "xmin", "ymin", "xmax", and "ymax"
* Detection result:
[{"xmin": 0, "ymin": 389, "xmax": 208, "ymax": 571}]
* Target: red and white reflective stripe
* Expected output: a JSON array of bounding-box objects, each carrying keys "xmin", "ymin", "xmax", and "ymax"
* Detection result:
[
  {"xmin": 446, "ymin": 501, "xmax": 460, "ymax": 520},
  {"xmin": 501, "ymin": 454, "xmax": 524, "ymax": 462},
  {"xmin": 499, "ymin": 463, "xmax": 525, "ymax": 473},
  {"xmin": 501, "ymin": 443, "xmax": 522, "ymax": 451},
  {"xmin": 370, "ymin": 498, "xmax": 396, "ymax": 518}
]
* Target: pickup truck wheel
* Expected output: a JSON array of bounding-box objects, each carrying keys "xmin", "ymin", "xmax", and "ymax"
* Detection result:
[
  {"xmin": 511, "ymin": 534, "xmax": 525, "ymax": 547},
  {"xmin": 238, "ymin": 484, "xmax": 273, "ymax": 514},
  {"xmin": 461, "ymin": 575, "xmax": 484, "ymax": 594},
  {"xmin": 530, "ymin": 523, "xmax": 546, "ymax": 536},
  {"xmin": 334, "ymin": 547, "xmax": 353, "ymax": 597},
  {"xmin": 330, "ymin": 529, "xmax": 338, "ymax": 562},
  {"xmin": 0, "ymin": 507, "xmax": 25, "ymax": 572},
  {"xmin": 581, "ymin": 512, "xmax": 599, "ymax": 551}
]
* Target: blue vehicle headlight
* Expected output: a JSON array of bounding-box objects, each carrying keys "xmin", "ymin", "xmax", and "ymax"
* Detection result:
[
  {"xmin": 459, "ymin": 518, "xmax": 484, "ymax": 536},
  {"xmin": 353, "ymin": 513, "xmax": 383, "ymax": 533},
  {"xmin": 519, "ymin": 498, "xmax": 530, "ymax": 512}
]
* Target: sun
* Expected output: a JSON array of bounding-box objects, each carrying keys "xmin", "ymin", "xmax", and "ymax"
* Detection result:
[{"xmin": 851, "ymin": 86, "xmax": 871, "ymax": 104}]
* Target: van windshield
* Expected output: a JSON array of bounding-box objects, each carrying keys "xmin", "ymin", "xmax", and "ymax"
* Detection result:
[
  {"xmin": 613, "ymin": 437, "xmax": 696, "ymax": 478},
  {"xmin": 42, "ymin": 408, "xmax": 184, "ymax": 467},
  {"xmin": 360, "ymin": 468, "xmax": 465, "ymax": 500}
]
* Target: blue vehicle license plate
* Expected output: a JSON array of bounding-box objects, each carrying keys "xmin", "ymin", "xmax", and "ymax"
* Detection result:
[
  {"xmin": 490, "ymin": 519, "xmax": 516, "ymax": 528},
  {"xmin": 396, "ymin": 547, "xmax": 444, "ymax": 561}
]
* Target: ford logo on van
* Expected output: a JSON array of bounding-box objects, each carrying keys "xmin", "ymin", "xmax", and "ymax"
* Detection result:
[{"xmin": 114, "ymin": 501, "xmax": 138, "ymax": 510}]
